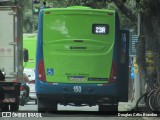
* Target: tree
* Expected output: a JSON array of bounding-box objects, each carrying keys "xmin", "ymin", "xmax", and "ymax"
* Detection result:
[{"xmin": 112, "ymin": 0, "xmax": 160, "ymax": 93}]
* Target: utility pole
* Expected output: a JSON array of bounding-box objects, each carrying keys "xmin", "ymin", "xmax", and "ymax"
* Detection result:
[
  {"xmin": 16, "ymin": 4, "xmax": 24, "ymax": 83},
  {"xmin": 134, "ymin": 13, "xmax": 141, "ymax": 102},
  {"xmin": 125, "ymin": 13, "xmax": 144, "ymax": 111}
]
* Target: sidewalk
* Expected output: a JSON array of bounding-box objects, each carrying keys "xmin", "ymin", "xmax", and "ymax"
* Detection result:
[{"xmin": 118, "ymin": 102, "xmax": 159, "ymax": 120}]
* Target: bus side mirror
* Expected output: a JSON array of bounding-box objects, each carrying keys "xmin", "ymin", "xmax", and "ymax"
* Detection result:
[{"xmin": 23, "ymin": 49, "xmax": 29, "ymax": 62}]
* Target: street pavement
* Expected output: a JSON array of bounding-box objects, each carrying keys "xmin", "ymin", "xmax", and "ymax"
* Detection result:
[{"xmin": 0, "ymin": 101, "xmax": 159, "ymax": 120}]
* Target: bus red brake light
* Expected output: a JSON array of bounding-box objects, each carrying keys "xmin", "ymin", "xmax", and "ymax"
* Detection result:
[
  {"xmin": 109, "ymin": 61, "xmax": 117, "ymax": 83},
  {"xmin": 20, "ymin": 86, "xmax": 23, "ymax": 91},
  {"xmin": 38, "ymin": 59, "xmax": 46, "ymax": 82}
]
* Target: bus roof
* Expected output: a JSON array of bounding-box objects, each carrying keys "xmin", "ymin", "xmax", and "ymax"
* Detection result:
[
  {"xmin": 23, "ymin": 34, "xmax": 37, "ymax": 38},
  {"xmin": 42, "ymin": 6, "xmax": 115, "ymax": 14}
]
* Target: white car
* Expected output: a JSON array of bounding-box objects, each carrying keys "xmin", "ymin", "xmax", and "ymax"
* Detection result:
[{"xmin": 23, "ymin": 68, "xmax": 37, "ymax": 104}]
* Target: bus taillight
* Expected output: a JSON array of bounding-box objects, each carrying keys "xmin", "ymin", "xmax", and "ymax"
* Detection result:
[
  {"xmin": 109, "ymin": 61, "xmax": 117, "ymax": 83},
  {"xmin": 38, "ymin": 59, "xmax": 46, "ymax": 82}
]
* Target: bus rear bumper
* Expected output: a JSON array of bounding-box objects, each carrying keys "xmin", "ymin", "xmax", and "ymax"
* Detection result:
[{"xmin": 36, "ymin": 81, "xmax": 124, "ymax": 105}]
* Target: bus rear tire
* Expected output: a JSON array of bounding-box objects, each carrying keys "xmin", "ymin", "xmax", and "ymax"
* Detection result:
[
  {"xmin": 38, "ymin": 98, "xmax": 57, "ymax": 112},
  {"xmin": 10, "ymin": 97, "xmax": 19, "ymax": 111},
  {"xmin": 99, "ymin": 104, "xmax": 118, "ymax": 112},
  {"xmin": 2, "ymin": 105, "xmax": 9, "ymax": 111},
  {"xmin": 10, "ymin": 103, "xmax": 19, "ymax": 111},
  {"xmin": 38, "ymin": 104, "xmax": 57, "ymax": 113}
]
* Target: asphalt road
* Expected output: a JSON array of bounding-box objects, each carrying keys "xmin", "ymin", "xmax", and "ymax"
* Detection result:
[{"xmin": 1, "ymin": 101, "xmax": 159, "ymax": 120}]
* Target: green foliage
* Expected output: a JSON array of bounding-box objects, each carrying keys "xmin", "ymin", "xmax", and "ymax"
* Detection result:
[
  {"xmin": 0, "ymin": 0, "xmax": 135, "ymax": 33},
  {"xmin": 0, "ymin": 0, "xmax": 36, "ymax": 33},
  {"xmin": 23, "ymin": 10, "xmax": 38, "ymax": 33},
  {"xmin": 107, "ymin": 1, "xmax": 135, "ymax": 29},
  {"xmin": 24, "ymin": 0, "xmax": 108, "ymax": 33},
  {"xmin": 115, "ymin": 0, "xmax": 136, "ymax": 29}
]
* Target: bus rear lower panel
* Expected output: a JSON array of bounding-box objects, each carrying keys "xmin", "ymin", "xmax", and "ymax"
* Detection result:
[{"xmin": 36, "ymin": 81, "xmax": 125, "ymax": 106}]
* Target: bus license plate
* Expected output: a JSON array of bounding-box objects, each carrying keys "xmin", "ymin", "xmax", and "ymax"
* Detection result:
[{"xmin": 69, "ymin": 76, "xmax": 84, "ymax": 81}]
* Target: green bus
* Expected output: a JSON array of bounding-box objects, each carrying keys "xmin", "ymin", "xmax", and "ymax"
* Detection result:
[
  {"xmin": 23, "ymin": 34, "xmax": 37, "ymax": 69},
  {"xmin": 36, "ymin": 6, "xmax": 129, "ymax": 112}
]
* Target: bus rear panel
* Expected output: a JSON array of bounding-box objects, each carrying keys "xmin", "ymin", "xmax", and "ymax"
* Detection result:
[{"xmin": 36, "ymin": 7, "xmax": 128, "ymax": 112}]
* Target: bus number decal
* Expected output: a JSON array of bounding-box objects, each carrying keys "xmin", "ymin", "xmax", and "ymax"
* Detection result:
[
  {"xmin": 96, "ymin": 27, "xmax": 106, "ymax": 34},
  {"xmin": 73, "ymin": 86, "xmax": 81, "ymax": 93}
]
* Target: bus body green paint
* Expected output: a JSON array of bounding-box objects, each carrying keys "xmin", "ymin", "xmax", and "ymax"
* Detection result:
[
  {"xmin": 42, "ymin": 8, "xmax": 115, "ymax": 83},
  {"xmin": 23, "ymin": 34, "xmax": 37, "ymax": 69}
]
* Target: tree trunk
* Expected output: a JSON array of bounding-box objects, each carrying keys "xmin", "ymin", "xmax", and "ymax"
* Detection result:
[
  {"xmin": 136, "ymin": 6, "xmax": 160, "ymax": 92},
  {"xmin": 136, "ymin": 34, "xmax": 146, "ymax": 94}
]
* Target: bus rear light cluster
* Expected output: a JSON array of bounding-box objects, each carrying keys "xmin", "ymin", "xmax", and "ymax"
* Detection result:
[
  {"xmin": 20, "ymin": 86, "xmax": 23, "ymax": 91},
  {"xmin": 109, "ymin": 61, "xmax": 117, "ymax": 83},
  {"xmin": 38, "ymin": 59, "xmax": 46, "ymax": 82}
]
